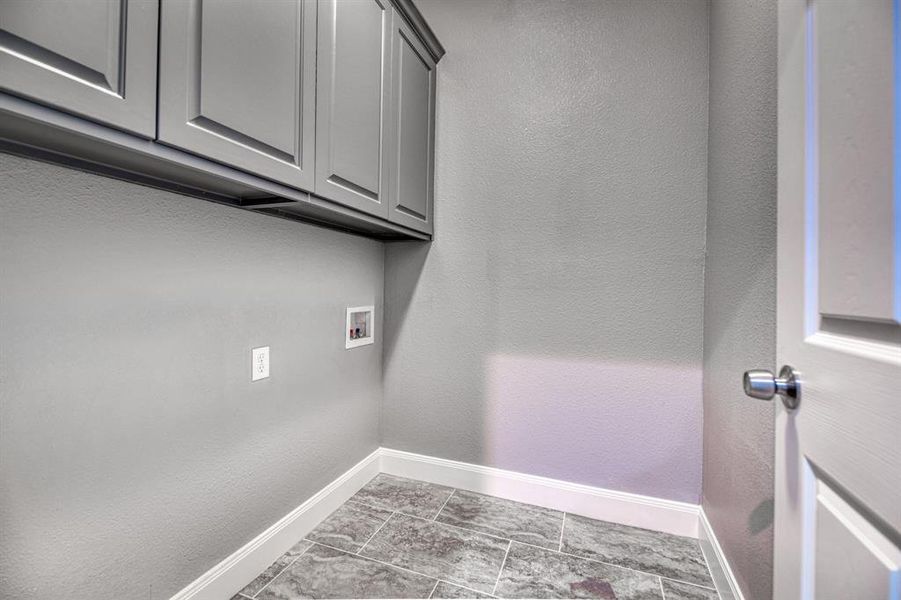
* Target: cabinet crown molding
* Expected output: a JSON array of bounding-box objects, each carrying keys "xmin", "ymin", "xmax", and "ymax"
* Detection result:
[{"xmin": 392, "ymin": 0, "xmax": 446, "ymax": 62}]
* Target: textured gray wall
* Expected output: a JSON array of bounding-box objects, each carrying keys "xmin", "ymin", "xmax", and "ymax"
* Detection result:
[
  {"xmin": 0, "ymin": 154, "xmax": 384, "ymax": 600},
  {"xmin": 703, "ymin": 0, "xmax": 777, "ymax": 598},
  {"xmin": 383, "ymin": 0, "xmax": 709, "ymax": 502}
]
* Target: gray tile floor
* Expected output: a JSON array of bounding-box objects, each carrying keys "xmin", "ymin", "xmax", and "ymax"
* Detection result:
[{"xmin": 231, "ymin": 474, "xmax": 719, "ymax": 600}]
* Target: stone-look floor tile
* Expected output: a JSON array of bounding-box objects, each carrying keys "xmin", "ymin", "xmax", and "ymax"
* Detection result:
[
  {"xmin": 495, "ymin": 542, "xmax": 663, "ymax": 599},
  {"xmin": 431, "ymin": 580, "xmax": 495, "ymax": 598},
  {"xmin": 284, "ymin": 539, "xmax": 314, "ymax": 559},
  {"xmin": 660, "ymin": 580, "xmax": 719, "ymax": 600},
  {"xmin": 361, "ymin": 513, "xmax": 509, "ymax": 593},
  {"xmin": 235, "ymin": 540, "xmax": 312, "ymax": 597},
  {"xmin": 237, "ymin": 556, "xmax": 293, "ymax": 597},
  {"xmin": 436, "ymin": 490, "xmax": 564, "ymax": 550},
  {"xmin": 562, "ymin": 515, "xmax": 713, "ymax": 588},
  {"xmin": 256, "ymin": 543, "xmax": 437, "ymax": 599},
  {"xmin": 352, "ymin": 474, "xmax": 455, "ymax": 518},
  {"xmin": 307, "ymin": 501, "xmax": 393, "ymax": 552},
  {"xmin": 230, "ymin": 594, "xmax": 253, "ymax": 600}
]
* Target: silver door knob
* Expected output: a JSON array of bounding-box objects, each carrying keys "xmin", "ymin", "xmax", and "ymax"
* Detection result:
[{"xmin": 743, "ymin": 365, "xmax": 800, "ymax": 409}]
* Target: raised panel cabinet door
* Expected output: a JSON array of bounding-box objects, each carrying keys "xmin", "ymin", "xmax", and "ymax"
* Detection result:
[
  {"xmin": 0, "ymin": 0, "xmax": 158, "ymax": 138},
  {"xmin": 315, "ymin": 0, "xmax": 392, "ymax": 218},
  {"xmin": 158, "ymin": 0, "xmax": 316, "ymax": 190},
  {"xmin": 387, "ymin": 16, "xmax": 435, "ymax": 234}
]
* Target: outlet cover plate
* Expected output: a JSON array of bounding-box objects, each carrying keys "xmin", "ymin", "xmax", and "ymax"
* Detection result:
[{"xmin": 252, "ymin": 346, "xmax": 270, "ymax": 381}]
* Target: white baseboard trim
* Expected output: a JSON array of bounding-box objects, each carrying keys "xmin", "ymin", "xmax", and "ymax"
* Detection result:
[
  {"xmin": 698, "ymin": 507, "xmax": 744, "ymax": 600},
  {"xmin": 379, "ymin": 448, "xmax": 700, "ymax": 538},
  {"xmin": 170, "ymin": 447, "xmax": 704, "ymax": 600},
  {"xmin": 169, "ymin": 448, "xmax": 381, "ymax": 600}
]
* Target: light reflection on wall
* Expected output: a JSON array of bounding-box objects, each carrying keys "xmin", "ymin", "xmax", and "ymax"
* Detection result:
[{"xmin": 484, "ymin": 354, "xmax": 703, "ymax": 503}]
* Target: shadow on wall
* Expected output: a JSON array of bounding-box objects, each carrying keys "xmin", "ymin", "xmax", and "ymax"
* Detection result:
[
  {"xmin": 382, "ymin": 240, "xmax": 432, "ymax": 368},
  {"xmin": 749, "ymin": 498, "xmax": 774, "ymax": 535}
]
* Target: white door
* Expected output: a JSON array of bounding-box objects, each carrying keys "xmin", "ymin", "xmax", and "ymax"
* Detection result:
[{"xmin": 773, "ymin": 0, "xmax": 901, "ymax": 598}]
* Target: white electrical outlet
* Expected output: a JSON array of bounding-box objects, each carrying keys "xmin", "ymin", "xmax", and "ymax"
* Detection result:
[{"xmin": 251, "ymin": 346, "xmax": 270, "ymax": 381}]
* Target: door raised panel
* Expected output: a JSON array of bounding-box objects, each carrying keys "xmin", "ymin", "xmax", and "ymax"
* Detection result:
[
  {"xmin": 0, "ymin": 0, "xmax": 158, "ymax": 137},
  {"xmin": 816, "ymin": 0, "xmax": 898, "ymax": 325},
  {"xmin": 158, "ymin": 0, "xmax": 316, "ymax": 190},
  {"xmin": 315, "ymin": 0, "xmax": 392, "ymax": 217},
  {"xmin": 388, "ymin": 18, "xmax": 435, "ymax": 233},
  {"xmin": 812, "ymin": 479, "xmax": 901, "ymax": 600}
]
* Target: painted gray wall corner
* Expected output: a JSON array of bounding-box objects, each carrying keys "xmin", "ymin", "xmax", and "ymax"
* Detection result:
[
  {"xmin": 0, "ymin": 153, "xmax": 385, "ymax": 600},
  {"xmin": 703, "ymin": 0, "xmax": 778, "ymax": 598},
  {"xmin": 382, "ymin": 0, "xmax": 710, "ymax": 503}
]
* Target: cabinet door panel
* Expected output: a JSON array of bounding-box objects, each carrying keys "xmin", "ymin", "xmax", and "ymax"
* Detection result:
[
  {"xmin": 0, "ymin": 0, "xmax": 158, "ymax": 137},
  {"xmin": 159, "ymin": 0, "xmax": 316, "ymax": 190},
  {"xmin": 315, "ymin": 0, "xmax": 392, "ymax": 217},
  {"xmin": 388, "ymin": 18, "xmax": 435, "ymax": 233}
]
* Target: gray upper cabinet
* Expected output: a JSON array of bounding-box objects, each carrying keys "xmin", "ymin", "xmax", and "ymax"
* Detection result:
[
  {"xmin": 0, "ymin": 0, "xmax": 159, "ymax": 138},
  {"xmin": 314, "ymin": 0, "xmax": 393, "ymax": 219},
  {"xmin": 387, "ymin": 14, "xmax": 436, "ymax": 234},
  {"xmin": 0, "ymin": 0, "xmax": 443, "ymax": 239},
  {"xmin": 158, "ymin": 0, "xmax": 317, "ymax": 190}
]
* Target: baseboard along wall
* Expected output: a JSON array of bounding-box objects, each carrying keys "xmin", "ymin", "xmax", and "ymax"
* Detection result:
[
  {"xmin": 169, "ymin": 449, "xmax": 382, "ymax": 600},
  {"xmin": 170, "ymin": 447, "xmax": 748, "ymax": 600},
  {"xmin": 379, "ymin": 448, "xmax": 699, "ymax": 538},
  {"xmin": 698, "ymin": 507, "xmax": 745, "ymax": 600}
]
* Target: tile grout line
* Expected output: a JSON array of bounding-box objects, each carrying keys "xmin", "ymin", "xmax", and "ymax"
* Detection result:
[
  {"xmin": 366, "ymin": 476, "xmax": 713, "ymax": 581},
  {"xmin": 658, "ymin": 576, "xmax": 720, "ymax": 593},
  {"xmin": 248, "ymin": 556, "xmax": 297, "ymax": 599},
  {"xmin": 510, "ymin": 538, "xmax": 717, "ymax": 592},
  {"xmin": 346, "ymin": 497, "xmax": 391, "ymax": 512},
  {"xmin": 432, "ymin": 488, "xmax": 456, "ymax": 520},
  {"xmin": 349, "ymin": 498, "xmax": 511, "ymax": 543},
  {"xmin": 409, "ymin": 510, "xmax": 509, "ymax": 541},
  {"xmin": 250, "ymin": 541, "xmax": 314, "ymax": 599},
  {"xmin": 308, "ymin": 540, "xmax": 497, "ymax": 597},
  {"xmin": 242, "ymin": 476, "xmax": 711, "ymax": 599},
  {"xmin": 491, "ymin": 540, "xmax": 512, "ymax": 597},
  {"xmin": 303, "ymin": 514, "xmax": 712, "ymax": 595},
  {"xmin": 313, "ymin": 540, "xmax": 437, "ymax": 579},
  {"xmin": 293, "ymin": 481, "xmax": 714, "ymax": 596},
  {"xmin": 437, "ymin": 580, "xmax": 499, "ymax": 599},
  {"xmin": 558, "ymin": 512, "xmax": 566, "ymax": 552},
  {"xmin": 351, "ymin": 497, "xmax": 714, "ymax": 586},
  {"xmin": 357, "ymin": 510, "xmax": 397, "ymax": 555},
  {"xmin": 346, "ymin": 496, "xmax": 715, "ymax": 592}
]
